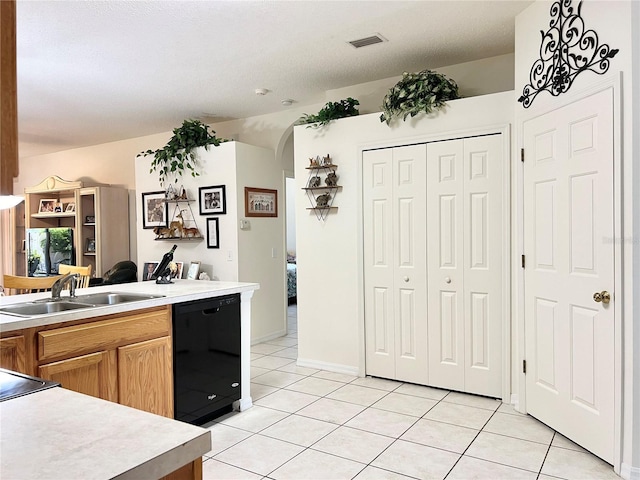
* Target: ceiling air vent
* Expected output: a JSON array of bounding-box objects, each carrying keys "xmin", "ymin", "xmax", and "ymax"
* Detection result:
[{"xmin": 348, "ymin": 34, "xmax": 387, "ymax": 49}]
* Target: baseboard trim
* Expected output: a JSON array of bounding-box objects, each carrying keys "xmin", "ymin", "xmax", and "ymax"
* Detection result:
[
  {"xmin": 251, "ymin": 329, "xmax": 287, "ymax": 345},
  {"xmin": 296, "ymin": 357, "xmax": 360, "ymax": 376},
  {"xmin": 620, "ymin": 463, "xmax": 640, "ymax": 480}
]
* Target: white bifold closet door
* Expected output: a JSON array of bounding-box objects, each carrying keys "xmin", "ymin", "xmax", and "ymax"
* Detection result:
[
  {"xmin": 363, "ymin": 135, "xmax": 503, "ymax": 398},
  {"xmin": 426, "ymin": 135, "xmax": 503, "ymax": 397},
  {"xmin": 363, "ymin": 144, "xmax": 428, "ymax": 385}
]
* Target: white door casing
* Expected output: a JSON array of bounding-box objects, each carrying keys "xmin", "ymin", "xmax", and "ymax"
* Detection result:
[
  {"xmin": 426, "ymin": 135, "xmax": 504, "ymax": 397},
  {"xmin": 523, "ymin": 87, "xmax": 615, "ymax": 462},
  {"xmin": 363, "ymin": 145, "xmax": 428, "ymax": 385}
]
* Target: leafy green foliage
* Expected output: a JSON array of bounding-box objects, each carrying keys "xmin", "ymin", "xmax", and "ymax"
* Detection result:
[
  {"xmin": 42, "ymin": 229, "xmax": 72, "ymax": 253},
  {"xmin": 298, "ymin": 97, "xmax": 360, "ymax": 128},
  {"xmin": 380, "ymin": 70, "xmax": 460, "ymax": 125},
  {"xmin": 138, "ymin": 119, "xmax": 227, "ymax": 186}
]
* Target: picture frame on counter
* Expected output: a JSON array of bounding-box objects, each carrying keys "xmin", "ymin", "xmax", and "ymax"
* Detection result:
[
  {"xmin": 199, "ymin": 185, "xmax": 226, "ymax": 215},
  {"xmin": 171, "ymin": 262, "xmax": 184, "ymax": 280},
  {"xmin": 65, "ymin": 202, "xmax": 76, "ymax": 213},
  {"xmin": 244, "ymin": 187, "xmax": 277, "ymax": 217},
  {"xmin": 206, "ymin": 218, "xmax": 220, "ymax": 249},
  {"xmin": 86, "ymin": 238, "xmax": 96, "ymax": 253},
  {"xmin": 142, "ymin": 262, "xmax": 158, "ymax": 281},
  {"xmin": 187, "ymin": 261, "xmax": 201, "ymax": 280},
  {"xmin": 142, "ymin": 191, "xmax": 167, "ymax": 229}
]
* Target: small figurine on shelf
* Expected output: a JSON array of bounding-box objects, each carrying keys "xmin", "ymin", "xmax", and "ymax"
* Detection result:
[
  {"xmin": 316, "ymin": 193, "xmax": 331, "ymax": 207},
  {"xmin": 183, "ymin": 227, "xmax": 201, "ymax": 238},
  {"xmin": 308, "ymin": 176, "xmax": 321, "ymax": 188},
  {"xmin": 179, "ymin": 186, "xmax": 188, "ymax": 200},
  {"xmin": 325, "ymin": 171, "xmax": 338, "ymax": 187},
  {"xmin": 322, "ymin": 154, "xmax": 332, "ymax": 166},
  {"xmin": 309, "ymin": 156, "xmax": 319, "ymax": 167},
  {"xmin": 153, "ymin": 226, "xmax": 171, "ymax": 239}
]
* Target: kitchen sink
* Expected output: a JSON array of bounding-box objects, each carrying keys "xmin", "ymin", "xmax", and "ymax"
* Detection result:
[
  {"xmin": 0, "ymin": 301, "xmax": 94, "ymax": 317},
  {"xmin": 0, "ymin": 292, "xmax": 165, "ymax": 317},
  {"xmin": 71, "ymin": 292, "xmax": 164, "ymax": 305}
]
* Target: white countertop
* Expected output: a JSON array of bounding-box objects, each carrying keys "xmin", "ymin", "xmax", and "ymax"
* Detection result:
[
  {"xmin": 0, "ymin": 279, "xmax": 259, "ymax": 333},
  {"xmin": 0, "ymin": 387, "xmax": 211, "ymax": 479}
]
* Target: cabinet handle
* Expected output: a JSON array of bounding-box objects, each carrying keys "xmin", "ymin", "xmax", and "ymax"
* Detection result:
[
  {"xmin": 403, "ymin": 276, "xmax": 409, "ymax": 282},
  {"xmin": 445, "ymin": 277, "xmax": 452, "ymax": 284}
]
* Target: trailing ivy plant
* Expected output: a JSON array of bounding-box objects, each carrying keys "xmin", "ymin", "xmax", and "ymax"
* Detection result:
[
  {"xmin": 138, "ymin": 119, "xmax": 226, "ymax": 186},
  {"xmin": 298, "ymin": 97, "xmax": 360, "ymax": 128},
  {"xmin": 380, "ymin": 70, "xmax": 460, "ymax": 125}
]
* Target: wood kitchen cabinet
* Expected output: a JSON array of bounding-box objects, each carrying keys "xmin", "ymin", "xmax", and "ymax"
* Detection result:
[
  {"xmin": 118, "ymin": 336, "xmax": 172, "ymax": 417},
  {"xmin": 2, "ymin": 305, "xmax": 173, "ymax": 418},
  {"xmin": 0, "ymin": 334, "xmax": 26, "ymax": 372},
  {"xmin": 38, "ymin": 350, "xmax": 117, "ymax": 402}
]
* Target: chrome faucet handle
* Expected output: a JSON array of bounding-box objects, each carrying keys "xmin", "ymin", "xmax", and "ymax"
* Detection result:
[{"xmin": 51, "ymin": 273, "xmax": 78, "ymax": 300}]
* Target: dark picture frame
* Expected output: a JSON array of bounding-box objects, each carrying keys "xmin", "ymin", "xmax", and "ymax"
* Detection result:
[
  {"xmin": 199, "ymin": 185, "xmax": 226, "ymax": 215},
  {"xmin": 245, "ymin": 187, "xmax": 277, "ymax": 217},
  {"xmin": 142, "ymin": 261, "xmax": 159, "ymax": 281},
  {"xmin": 206, "ymin": 218, "xmax": 220, "ymax": 249},
  {"xmin": 142, "ymin": 191, "xmax": 167, "ymax": 229},
  {"xmin": 86, "ymin": 238, "xmax": 96, "ymax": 252}
]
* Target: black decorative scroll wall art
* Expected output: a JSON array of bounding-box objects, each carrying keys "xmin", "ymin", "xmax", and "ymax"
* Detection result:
[{"xmin": 518, "ymin": 0, "xmax": 618, "ymax": 108}]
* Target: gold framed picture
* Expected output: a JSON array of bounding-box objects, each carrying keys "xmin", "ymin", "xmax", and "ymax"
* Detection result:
[{"xmin": 244, "ymin": 187, "xmax": 277, "ymax": 218}]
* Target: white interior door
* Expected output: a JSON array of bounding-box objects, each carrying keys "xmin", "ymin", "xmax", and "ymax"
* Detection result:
[
  {"xmin": 426, "ymin": 136, "xmax": 504, "ymax": 397},
  {"xmin": 363, "ymin": 145, "xmax": 428, "ymax": 384},
  {"xmin": 523, "ymin": 87, "xmax": 615, "ymax": 462}
]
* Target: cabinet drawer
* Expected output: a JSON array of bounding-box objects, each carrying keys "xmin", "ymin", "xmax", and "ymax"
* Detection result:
[{"xmin": 38, "ymin": 306, "xmax": 171, "ymax": 362}]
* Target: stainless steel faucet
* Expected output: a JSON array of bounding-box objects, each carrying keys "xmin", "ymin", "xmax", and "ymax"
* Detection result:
[{"xmin": 51, "ymin": 273, "xmax": 78, "ymax": 300}]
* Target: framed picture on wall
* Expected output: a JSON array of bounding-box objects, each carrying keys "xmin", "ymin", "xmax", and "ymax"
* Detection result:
[
  {"xmin": 244, "ymin": 187, "xmax": 277, "ymax": 217},
  {"xmin": 199, "ymin": 185, "xmax": 226, "ymax": 215},
  {"xmin": 142, "ymin": 191, "xmax": 167, "ymax": 229},
  {"xmin": 206, "ymin": 218, "xmax": 220, "ymax": 249}
]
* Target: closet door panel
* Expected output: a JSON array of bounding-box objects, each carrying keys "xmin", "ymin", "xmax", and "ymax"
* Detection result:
[
  {"xmin": 463, "ymin": 135, "xmax": 503, "ymax": 397},
  {"xmin": 393, "ymin": 145, "xmax": 428, "ymax": 384},
  {"xmin": 363, "ymin": 149, "xmax": 396, "ymax": 378},
  {"xmin": 427, "ymin": 140, "xmax": 465, "ymax": 391}
]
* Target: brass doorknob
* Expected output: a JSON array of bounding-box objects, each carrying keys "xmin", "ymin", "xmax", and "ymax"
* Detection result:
[{"xmin": 593, "ymin": 291, "xmax": 611, "ymax": 304}]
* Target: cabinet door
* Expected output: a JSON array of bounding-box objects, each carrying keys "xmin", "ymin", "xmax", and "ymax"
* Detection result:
[
  {"xmin": 0, "ymin": 335, "xmax": 26, "ymax": 372},
  {"xmin": 38, "ymin": 350, "xmax": 117, "ymax": 401},
  {"xmin": 118, "ymin": 336, "xmax": 173, "ymax": 418}
]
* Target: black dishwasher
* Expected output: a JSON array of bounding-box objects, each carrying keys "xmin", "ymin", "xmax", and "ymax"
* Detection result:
[{"xmin": 173, "ymin": 294, "xmax": 241, "ymax": 425}]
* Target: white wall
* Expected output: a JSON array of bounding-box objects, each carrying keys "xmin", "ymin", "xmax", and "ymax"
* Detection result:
[
  {"xmin": 515, "ymin": 1, "xmax": 638, "ymax": 476},
  {"xmin": 293, "ymin": 91, "xmax": 514, "ymax": 374},
  {"xmin": 134, "ymin": 142, "xmax": 285, "ymax": 343},
  {"xmin": 285, "ymin": 177, "xmax": 296, "ymax": 256}
]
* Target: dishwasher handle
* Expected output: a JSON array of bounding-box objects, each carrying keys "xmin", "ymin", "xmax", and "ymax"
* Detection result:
[{"xmin": 173, "ymin": 294, "xmax": 240, "ymax": 316}]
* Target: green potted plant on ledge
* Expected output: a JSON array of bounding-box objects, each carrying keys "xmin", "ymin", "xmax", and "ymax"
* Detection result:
[
  {"xmin": 297, "ymin": 97, "xmax": 360, "ymax": 128},
  {"xmin": 138, "ymin": 119, "xmax": 227, "ymax": 186},
  {"xmin": 380, "ymin": 70, "xmax": 460, "ymax": 125}
]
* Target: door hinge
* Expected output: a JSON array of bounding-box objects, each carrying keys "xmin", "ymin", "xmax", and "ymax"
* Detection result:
[
  {"xmin": 523, "ymin": 360, "xmax": 527, "ymax": 374},
  {"xmin": 521, "ymin": 148, "xmax": 525, "ymax": 162},
  {"xmin": 521, "ymin": 255, "xmax": 525, "ymax": 268}
]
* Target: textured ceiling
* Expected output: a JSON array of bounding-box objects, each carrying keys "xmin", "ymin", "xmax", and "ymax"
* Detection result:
[{"xmin": 16, "ymin": 0, "xmax": 531, "ymax": 157}]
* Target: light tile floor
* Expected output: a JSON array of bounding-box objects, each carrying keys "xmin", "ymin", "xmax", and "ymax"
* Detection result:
[{"xmin": 201, "ymin": 305, "xmax": 620, "ymax": 480}]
